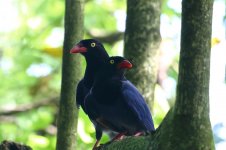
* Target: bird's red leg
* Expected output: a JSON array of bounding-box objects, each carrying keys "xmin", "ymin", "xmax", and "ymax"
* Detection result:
[
  {"xmin": 92, "ymin": 140, "xmax": 99, "ymax": 150},
  {"xmin": 111, "ymin": 132, "xmax": 127, "ymax": 141}
]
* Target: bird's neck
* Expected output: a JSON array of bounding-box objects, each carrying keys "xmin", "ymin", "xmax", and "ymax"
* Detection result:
[
  {"xmin": 94, "ymin": 70, "xmax": 126, "ymax": 88},
  {"xmin": 83, "ymin": 65, "xmax": 95, "ymax": 88},
  {"xmin": 92, "ymin": 72, "xmax": 125, "ymax": 102},
  {"xmin": 83, "ymin": 57, "xmax": 106, "ymax": 88}
]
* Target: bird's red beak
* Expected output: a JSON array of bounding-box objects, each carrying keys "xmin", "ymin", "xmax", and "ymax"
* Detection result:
[
  {"xmin": 118, "ymin": 60, "xmax": 132, "ymax": 69},
  {"xmin": 70, "ymin": 45, "xmax": 87, "ymax": 54}
]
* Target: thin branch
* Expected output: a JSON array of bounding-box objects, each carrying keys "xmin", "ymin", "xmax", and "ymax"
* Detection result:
[
  {"xmin": 0, "ymin": 97, "xmax": 59, "ymax": 116},
  {"xmin": 86, "ymin": 31, "xmax": 124, "ymax": 44},
  {"xmin": 0, "ymin": 116, "xmax": 17, "ymax": 123}
]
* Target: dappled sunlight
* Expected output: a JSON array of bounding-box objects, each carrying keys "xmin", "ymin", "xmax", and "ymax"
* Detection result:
[
  {"xmin": 26, "ymin": 63, "xmax": 52, "ymax": 77},
  {"xmin": 0, "ymin": 0, "xmax": 20, "ymax": 32},
  {"xmin": 0, "ymin": 0, "xmax": 225, "ymax": 149},
  {"xmin": 77, "ymin": 118, "xmax": 94, "ymax": 143},
  {"xmin": 27, "ymin": 134, "xmax": 51, "ymax": 149}
]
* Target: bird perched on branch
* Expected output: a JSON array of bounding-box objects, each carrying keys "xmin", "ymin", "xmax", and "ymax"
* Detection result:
[
  {"xmin": 70, "ymin": 39, "xmax": 109, "ymax": 112},
  {"xmin": 85, "ymin": 56, "xmax": 155, "ymax": 149},
  {"xmin": 70, "ymin": 39, "xmax": 113, "ymax": 149}
]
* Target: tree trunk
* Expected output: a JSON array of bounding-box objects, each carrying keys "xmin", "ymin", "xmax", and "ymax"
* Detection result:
[
  {"xmin": 166, "ymin": 0, "xmax": 214, "ymax": 148},
  {"xmin": 56, "ymin": 0, "xmax": 84, "ymax": 150},
  {"xmin": 124, "ymin": 0, "xmax": 161, "ymax": 110},
  {"xmin": 98, "ymin": 0, "xmax": 215, "ymax": 149}
]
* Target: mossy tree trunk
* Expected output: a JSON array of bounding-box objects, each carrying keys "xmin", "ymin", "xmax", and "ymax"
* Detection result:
[
  {"xmin": 124, "ymin": 0, "xmax": 161, "ymax": 110},
  {"xmin": 98, "ymin": 0, "xmax": 215, "ymax": 149},
  {"xmin": 56, "ymin": 0, "xmax": 84, "ymax": 150}
]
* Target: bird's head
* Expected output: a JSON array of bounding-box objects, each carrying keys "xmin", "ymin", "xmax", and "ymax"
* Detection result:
[
  {"xmin": 70, "ymin": 39, "xmax": 109, "ymax": 60},
  {"xmin": 95, "ymin": 56, "xmax": 132, "ymax": 80},
  {"xmin": 107, "ymin": 56, "xmax": 132, "ymax": 71}
]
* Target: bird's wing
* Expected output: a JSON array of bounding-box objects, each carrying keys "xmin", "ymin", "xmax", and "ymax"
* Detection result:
[
  {"xmin": 76, "ymin": 79, "xmax": 88, "ymax": 109},
  {"xmin": 121, "ymin": 80, "xmax": 155, "ymax": 131},
  {"xmin": 84, "ymin": 89, "xmax": 99, "ymax": 120},
  {"xmin": 84, "ymin": 88, "xmax": 121, "ymax": 132}
]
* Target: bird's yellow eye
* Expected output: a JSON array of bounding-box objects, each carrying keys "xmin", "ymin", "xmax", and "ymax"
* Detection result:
[
  {"xmin": 109, "ymin": 60, "xmax": 114, "ymax": 64},
  {"xmin": 91, "ymin": 42, "xmax": 96, "ymax": 47}
]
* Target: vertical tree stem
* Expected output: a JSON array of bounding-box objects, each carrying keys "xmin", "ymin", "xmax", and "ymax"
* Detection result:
[
  {"xmin": 175, "ymin": 0, "xmax": 213, "ymax": 117},
  {"xmin": 124, "ymin": 0, "xmax": 161, "ymax": 110},
  {"xmin": 56, "ymin": 0, "xmax": 84, "ymax": 150}
]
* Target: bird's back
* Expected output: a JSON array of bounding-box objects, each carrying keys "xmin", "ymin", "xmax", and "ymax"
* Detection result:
[{"xmin": 85, "ymin": 78, "xmax": 155, "ymax": 135}]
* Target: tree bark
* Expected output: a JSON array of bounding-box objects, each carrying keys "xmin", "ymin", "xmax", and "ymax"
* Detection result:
[
  {"xmin": 124, "ymin": 0, "xmax": 161, "ymax": 110},
  {"xmin": 97, "ymin": 0, "xmax": 215, "ymax": 149},
  {"xmin": 166, "ymin": 0, "xmax": 214, "ymax": 148},
  {"xmin": 56, "ymin": 0, "xmax": 84, "ymax": 150}
]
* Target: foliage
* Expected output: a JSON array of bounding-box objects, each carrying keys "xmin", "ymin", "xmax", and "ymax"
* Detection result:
[
  {"xmin": 0, "ymin": 0, "xmax": 128, "ymax": 149},
  {"xmin": 1, "ymin": 0, "xmax": 224, "ymax": 149}
]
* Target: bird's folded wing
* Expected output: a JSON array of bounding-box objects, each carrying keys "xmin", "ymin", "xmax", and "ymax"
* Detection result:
[
  {"xmin": 122, "ymin": 81, "xmax": 155, "ymax": 131},
  {"xmin": 76, "ymin": 79, "xmax": 86, "ymax": 108}
]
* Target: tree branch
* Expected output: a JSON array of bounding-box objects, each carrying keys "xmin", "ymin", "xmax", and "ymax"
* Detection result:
[
  {"xmin": 0, "ymin": 97, "xmax": 58, "ymax": 116},
  {"xmin": 86, "ymin": 31, "xmax": 124, "ymax": 44}
]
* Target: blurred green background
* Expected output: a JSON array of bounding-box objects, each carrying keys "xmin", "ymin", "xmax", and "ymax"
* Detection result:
[{"xmin": 0, "ymin": 0, "xmax": 226, "ymax": 150}]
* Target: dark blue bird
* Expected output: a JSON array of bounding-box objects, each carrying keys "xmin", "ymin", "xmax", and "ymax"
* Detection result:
[
  {"xmin": 70, "ymin": 39, "xmax": 109, "ymax": 112},
  {"xmin": 70, "ymin": 39, "xmax": 115, "ymax": 149},
  {"xmin": 85, "ymin": 56, "xmax": 155, "ymax": 149}
]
